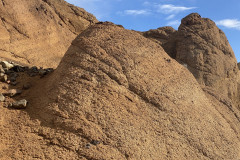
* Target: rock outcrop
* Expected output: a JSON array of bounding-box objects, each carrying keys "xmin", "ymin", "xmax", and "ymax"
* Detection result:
[
  {"xmin": 0, "ymin": 8, "xmax": 240, "ymax": 159},
  {"xmin": 177, "ymin": 13, "xmax": 238, "ymax": 101},
  {"xmin": 0, "ymin": 0, "xmax": 98, "ymax": 67},
  {"xmin": 145, "ymin": 13, "xmax": 238, "ymax": 102},
  {"xmin": 143, "ymin": 26, "xmax": 176, "ymax": 45},
  {"xmin": 0, "ymin": 22, "xmax": 237, "ymax": 159}
]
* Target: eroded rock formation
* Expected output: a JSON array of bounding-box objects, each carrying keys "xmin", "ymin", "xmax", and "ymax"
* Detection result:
[
  {"xmin": 0, "ymin": 4, "xmax": 240, "ymax": 159},
  {"xmin": 0, "ymin": 0, "xmax": 97, "ymax": 67},
  {"xmin": 0, "ymin": 22, "xmax": 237, "ymax": 159},
  {"xmin": 145, "ymin": 13, "xmax": 238, "ymax": 103},
  {"xmin": 143, "ymin": 26, "xmax": 176, "ymax": 45}
]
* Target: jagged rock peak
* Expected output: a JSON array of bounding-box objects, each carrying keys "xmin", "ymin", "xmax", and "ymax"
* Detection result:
[
  {"xmin": 181, "ymin": 13, "xmax": 203, "ymax": 25},
  {"xmin": 181, "ymin": 13, "xmax": 216, "ymax": 27}
]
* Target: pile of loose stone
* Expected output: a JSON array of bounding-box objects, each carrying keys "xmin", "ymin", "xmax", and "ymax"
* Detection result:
[{"xmin": 0, "ymin": 61, "xmax": 53, "ymax": 109}]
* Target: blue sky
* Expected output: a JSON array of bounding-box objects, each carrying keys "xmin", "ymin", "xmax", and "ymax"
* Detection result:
[{"xmin": 66, "ymin": 0, "xmax": 240, "ymax": 62}]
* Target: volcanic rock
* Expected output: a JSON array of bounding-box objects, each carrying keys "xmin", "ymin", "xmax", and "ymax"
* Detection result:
[{"xmin": 0, "ymin": 0, "xmax": 98, "ymax": 68}]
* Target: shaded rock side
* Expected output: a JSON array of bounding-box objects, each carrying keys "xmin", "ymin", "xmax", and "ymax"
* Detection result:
[
  {"xmin": 6, "ymin": 22, "xmax": 239, "ymax": 159},
  {"xmin": 142, "ymin": 26, "xmax": 177, "ymax": 59},
  {"xmin": 0, "ymin": 0, "xmax": 98, "ymax": 67},
  {"xmin": 143, "ymin": 26, "xmax": 176, "ymax": 45}
]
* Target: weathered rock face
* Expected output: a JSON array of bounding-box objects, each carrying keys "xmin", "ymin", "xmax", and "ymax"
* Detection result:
[
  {"xmin": 146, "ymin": 13, "xmax": 238, "ymax": 101},
  {"xmin": 143, "ymin": 26, "xmax": 176, "ymax": 45},
  {"xmin": 177, "ymin": 13, "xmax": 238, "ymax": 100},
  {"xmin": 0, "ymin": 0, "xmax": 97, "ymax": 67},
  {"xmin": 3, "ymin": 22, "xmax": 237, "ymax": 159}
]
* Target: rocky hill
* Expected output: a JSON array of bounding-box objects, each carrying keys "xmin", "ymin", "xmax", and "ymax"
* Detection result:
[
  {"xmin": 144, "ymin": 13, "xmax": 239, "ymax": 104},
  {"xmin": 0, "ymin": 1, "xmax": 240, "ymax": 159},
  {"xmin": 0, "ymin": 21, "xmax": 240, "ymax": 159},
  {"xmin": 0, "ymin": 0, "xmax": 97, "ymax": 67}
]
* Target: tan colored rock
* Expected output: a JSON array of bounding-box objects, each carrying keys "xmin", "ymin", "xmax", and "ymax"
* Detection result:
[
  {"xmin": 147, "ymin": 13, "xmax": 238, "ymax": 101},
  {"xmin": 143, "ymin": 26, "xmax": 178, "ymax": 59},
  {"xmin": 10, "ymin": 99, "xmax": 28, "ymax": 109},
  {"xmin": 3, "ymin": 22, "xmax": 237, "ymax": 159},
  {"xmin": 4, "ymin": 89, "xmax": 22, "ymax": 97},
  {"xmin": 0, "ymin": 0, "xmax": 98, "ymax": 68},
  {"xmin": 143, "ymin": 26, "xmax": 176, "ymax": 45},
  {"xmin": 177, "ymin": 13, "xmax": 238, "ymax": 101},
  {"xmin": 0, "ymin": 73, "xmax": 7, "ymax": 82},
  {"xmin": 0, "ymin": 93, "xmax": 5, "ymax": 102},
  {"xmin": 0, "ymin": 61, "xmax": 13, "ymax": 70}
]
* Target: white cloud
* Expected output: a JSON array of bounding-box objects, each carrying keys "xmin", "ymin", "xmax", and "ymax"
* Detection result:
[
  {"xmin": 166, "ymin": 14, "xmax": 175, "ymax": 20},
  {"xmin": 216, "ymin": 19, "xmax": 240, "ymax": 30},
  {"xmin": 156, "ymin": 4, "xmax": 196, "ymax": 14},
  {"xmin": 123, "ymin": 10, "xmax": 150, "ymax": 16},
  {"xmin": 166, "ymin": 20, "xmax": 181, "ymax": 26},
  {"xmin": 143, "ymin": 1, "xmax": 151, "ymax": 6}
]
